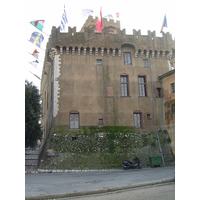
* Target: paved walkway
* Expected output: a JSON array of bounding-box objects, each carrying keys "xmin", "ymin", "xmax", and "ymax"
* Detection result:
[{"xmin": 25, "ymin": 166, "xmax": 175, "ymax": 200}]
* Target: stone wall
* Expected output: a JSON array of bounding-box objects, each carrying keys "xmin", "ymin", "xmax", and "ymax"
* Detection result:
[{"xmin": 39, "ymin": 126, "xmax": 174, "ymax": 170}]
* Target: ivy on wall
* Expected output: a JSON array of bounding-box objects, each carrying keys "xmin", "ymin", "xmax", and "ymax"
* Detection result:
[{"xmin": 40, "ymin": 126, "xmax": 174, "ymax": 170}]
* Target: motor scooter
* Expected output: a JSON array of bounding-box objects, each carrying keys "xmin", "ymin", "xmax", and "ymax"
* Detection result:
[{"xmin": 123, "ymin": 156, "xmax": 142, "ymax": 170}]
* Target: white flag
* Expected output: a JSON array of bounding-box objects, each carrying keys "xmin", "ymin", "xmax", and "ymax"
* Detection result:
[
  {"xmin": 104, "ymin": 14, "xmax": 113, "ymax": 19},
  {"xmin": 82, "ymin": 9, "xmax": 94, "ymax": 18}
]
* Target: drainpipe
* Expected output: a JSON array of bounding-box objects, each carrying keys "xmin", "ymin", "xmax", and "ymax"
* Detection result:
[
  {"xmin": 160, "ymin": 80, "xmax": 166, "ymax": 131},
  {"xmin": 149, "ymin": 52, "xmax": 165, "ymax": 166}
]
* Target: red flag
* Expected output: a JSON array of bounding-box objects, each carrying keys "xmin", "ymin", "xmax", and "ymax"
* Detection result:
[
  {"xmin": 29, "ymin": 71, "xmax": 41, "ymax": 80},
  {"xmin": 34, "ymin": 20, "xmax": 45, "ymax": 27},
  {"xmin": 96, "ymin": 7, "xmax": 103, "ymax": 32},
  {"xmin": 33, "ymin": 49, "xmax": 39, "ymax": 54},
  {"xmin": 32, "ymin": 49, "xmax": 39, "ymax": 59},
  {"xmin": 116, "ymin": 12, "xmax": 119, "ymax": 18}
]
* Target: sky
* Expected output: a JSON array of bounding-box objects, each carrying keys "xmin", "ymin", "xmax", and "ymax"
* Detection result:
[{"xmin": 25, "ymin": 0, "xmax": 176, "ymax": 91}]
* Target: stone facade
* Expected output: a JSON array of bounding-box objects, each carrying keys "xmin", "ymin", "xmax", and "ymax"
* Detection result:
[
  {"xmin": 158, "ymin": 69, "xmax": 175, "ymax": 156},
  {"xmin": 40, "ymin": 16, "xmax": 175, "ymax": 138}
]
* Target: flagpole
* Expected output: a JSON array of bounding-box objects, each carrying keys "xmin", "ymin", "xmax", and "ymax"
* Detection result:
[
  {"xmin": 41, "ymin": 31, "xmax": 49, "ymax": 37},
  {"xmin": 64, "ymin": 4, "xmax": 65, "ymax": 32}
]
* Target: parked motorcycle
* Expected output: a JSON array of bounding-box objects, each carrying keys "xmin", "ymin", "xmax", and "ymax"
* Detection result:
[{"xmin": 123, "ymin": 156, "xmax": 142, "ymax": 170}]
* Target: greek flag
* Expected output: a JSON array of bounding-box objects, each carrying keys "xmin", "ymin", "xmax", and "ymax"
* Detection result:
[{"xmin": 60, "ymin": 5, "xmax": 68, "ymax": 32}]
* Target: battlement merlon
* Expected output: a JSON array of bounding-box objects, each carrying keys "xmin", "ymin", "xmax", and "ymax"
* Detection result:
[{"xmin": 80, "ymin": 15, "xmax": 120, "ymax": 32}]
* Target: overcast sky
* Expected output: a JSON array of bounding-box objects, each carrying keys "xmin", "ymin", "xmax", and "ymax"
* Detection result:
[{"xmin": 25, "ymin": 0, "xmax": 176, "ymax": 90}]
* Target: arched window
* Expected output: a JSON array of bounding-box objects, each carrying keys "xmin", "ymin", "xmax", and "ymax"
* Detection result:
[{"xmin": 69, "ymin": 110, "xmax": 79, "ymax": 129}]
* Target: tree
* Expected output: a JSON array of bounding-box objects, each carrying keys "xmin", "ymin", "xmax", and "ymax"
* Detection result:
[{"xmin": 25, "ymin": 80, "xmax": 42, "ymax": 148}]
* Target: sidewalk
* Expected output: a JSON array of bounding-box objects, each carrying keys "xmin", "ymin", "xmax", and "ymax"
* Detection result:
[{"xmin": 25, "ymin": 166, "xmax": 175, "ymax": 200}]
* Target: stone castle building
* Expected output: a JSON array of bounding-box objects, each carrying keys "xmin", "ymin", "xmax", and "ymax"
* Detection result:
[{"xmin": 40, "ymin": 16, "xmax": 175, "ymax": 139}]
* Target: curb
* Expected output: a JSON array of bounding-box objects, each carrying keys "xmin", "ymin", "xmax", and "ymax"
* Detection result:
[
  {"xmin": 25, "ymin": 166, "xmax": 174, "ymax": 174},
  {"xmin": 25, "ymin": 177, "xmax": 175, "ymax": 200},
  {"xmin": 25, "ymin": 169, "xmax": 121, "ymax": 174}
]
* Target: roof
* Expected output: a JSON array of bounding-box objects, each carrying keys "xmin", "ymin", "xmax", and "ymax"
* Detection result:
[{"xmin": 158, "ymin": 69, "xmax": 175, "ymax": 81}]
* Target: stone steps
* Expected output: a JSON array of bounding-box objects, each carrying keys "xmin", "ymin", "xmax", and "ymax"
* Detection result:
[{"xmin": 25, "ymin": 148, "xmax": 40, "ymax": 173}]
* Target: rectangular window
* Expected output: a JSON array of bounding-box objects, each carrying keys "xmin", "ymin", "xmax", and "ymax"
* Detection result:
[
  {"xmin": 147, "ymin": 114, "xmax": 151, "ymax": 120},
  {"xmin": 96, "ymin": 59, "xmax": 102, "ymax": 66},
  {"xmin": 134, "ymin": 113, "xmax": 141, "ymax": 128},
  {"xmin": 124, "ymin": 52, "xmax": 132, "ymax": 65},
  {"xmin": 156, "ymin": 88, "xmax": 162, "ymax": 98},
  {"xmin": 72, "ymin": 136, "xmax": 77, "ymax": 141},
  {"xmin": 138, "ymin": 76, "xmax": 147, "ymax": 96},
  {"xmin": 171, "ymin": 104, "xmax": 175, "ymax": 115},
  {"xmin": 170, "ymin": 83, "xmax": 175, "ymax": 93},
  {"xmin": 121, "ymin": 75, "xmax": 129, "ymax": 96},
  {"xmin": 70, "ymin": 113, "xmax": 79, "ymax": 129},
  {"xmin": 99, "ymin": 119, "xmax": 103, "ymax": 125},
  {"xmin": 143, "ymin": 59, "xmax": 148, "ymax": 67}
]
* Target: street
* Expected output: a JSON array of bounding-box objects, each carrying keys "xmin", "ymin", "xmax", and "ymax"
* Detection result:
[
  {"xmin": 25, "ymin": 166, "xmax": 174, "ymax": 199},
  {"xmin": 57, "ymin": 183, "xmax": 175, "ymax": 200}
]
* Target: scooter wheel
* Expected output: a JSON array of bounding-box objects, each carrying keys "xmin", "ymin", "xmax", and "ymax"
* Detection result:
[
  {"xmin": 123, "ymin": 165, "xmax": 128, "ymax": 170},
  {"xmin": 139, "ymin": 164, "xmax": 142, "ymax": 169}
]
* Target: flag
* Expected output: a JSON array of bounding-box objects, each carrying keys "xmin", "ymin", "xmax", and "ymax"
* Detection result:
[
  {"xmin": 116, "ymin": 12, "xmax": 119, "ymax": 18},
  {"xmin": 82, "ymin": 9, "xmax": 94, "ymax": 18},
  {"xmin": 30, "ymin": 71, "xmax": 41, "ymax": 80},
  {"xmin": 30, "ymin": 20, "xmax": 45, "ymax": 31},
  {"xmin": 104, "ymin": 14, "xmax": 113, "ymax": 19},
  {"xmin": 29, "ymin": 32, "xmax": 44, "ymax": 48},
  {"xmin": 32, "ymin": 49, "xmax": 39, "ymax": 59},
  {"xmin": 96, "ymin": 7, "xmax": 103, "ymax": 32},
  {"xmin": 60, "ymin": 5, "xmax": 68, "ymax": 32},
  {"xmin": 160, "ymin": 14, "xmax": 168, "ymax": 36},
  {"xmin": 30, "ymin": 60, "xmax": 39, "ymax": 68}
]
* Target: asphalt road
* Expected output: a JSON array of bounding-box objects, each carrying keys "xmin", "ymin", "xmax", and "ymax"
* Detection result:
[
  {"xmin": 58, "ymin": 183, "xmax": 175, "ymax": 200},
  {"xmin": 25, "ymin": 166, "xmax": 175, "ymax": 199}
]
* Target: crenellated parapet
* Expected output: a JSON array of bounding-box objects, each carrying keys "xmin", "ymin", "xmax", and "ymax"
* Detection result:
[
  {"xmin": 49, "ymin": 27, "xmax": 174, "ymax": 58},
  {"xmin": 46, "ymin": 19, "xmax": 175, "ymax": 67}
]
